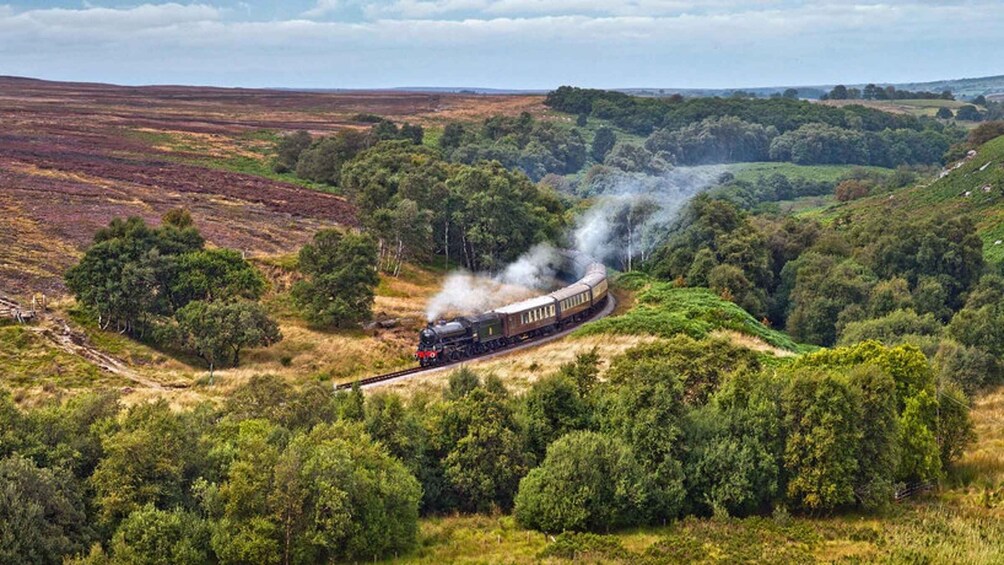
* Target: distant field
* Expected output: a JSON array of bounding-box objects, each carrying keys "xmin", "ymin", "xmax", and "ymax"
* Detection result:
[
  {"xmin": 820, "ymin": 98, "xmax": 980, "ymax": 121},
  {"xmin": 728, "ymin": 161, "xmax": 891, "ymax": 184},
  {"xmin": 0, "ymin": 77, "xmax": 546, "ymax": 298}
]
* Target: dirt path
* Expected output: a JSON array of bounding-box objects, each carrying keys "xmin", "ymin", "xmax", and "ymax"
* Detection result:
[
  {"xmin": 2, "ymin": 292, "xmax": 168, "ymax": 390},
  {"xmin": 34, "ymin": 318, "xmax": 168, "ymax": 390}
]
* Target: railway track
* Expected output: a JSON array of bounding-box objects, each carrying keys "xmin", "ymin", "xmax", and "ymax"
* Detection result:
[{"xmin": 335, "ymin": 293, "xmax": 616, "ymax": 391}]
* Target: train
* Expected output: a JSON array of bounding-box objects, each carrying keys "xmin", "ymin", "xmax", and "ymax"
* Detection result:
[{"xmin": 415, "ymin": 255, "xmax": 608, "ymax": 366}]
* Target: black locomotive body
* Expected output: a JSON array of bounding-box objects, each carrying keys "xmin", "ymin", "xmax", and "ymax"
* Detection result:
[{"xmin": 416, "ymin": 258, "xmax": 608, "ymax": 367}]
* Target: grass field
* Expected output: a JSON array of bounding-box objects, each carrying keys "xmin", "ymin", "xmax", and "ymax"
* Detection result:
[
  {"xmin": 728, "ymin": 162, "xmax": 892, "ymax": 184},
  {"xmin": 0, "ymin": 324, "xmax": 124, "ymax": 395}
]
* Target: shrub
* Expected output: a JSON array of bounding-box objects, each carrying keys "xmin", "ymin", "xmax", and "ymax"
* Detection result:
[{"xmin": 514, "ymin": 432, "xmax": 653, "ymax": 532}]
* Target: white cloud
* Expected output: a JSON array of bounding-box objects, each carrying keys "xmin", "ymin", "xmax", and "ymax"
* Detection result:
[
  {"xmin": 303, "ymin": 0, "xmax": 341, "ymax": 18},
  {"xmin": 0, "ymin": 1, "xmax": 1001, "ymax": 88}
]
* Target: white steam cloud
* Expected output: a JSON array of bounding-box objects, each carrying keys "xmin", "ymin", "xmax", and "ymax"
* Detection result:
[
  {"xmin": 424, "ymin": 166, "xmax": 724, "ymax": 321},
  {"xmin": 425, "ymin": 243, "xmax": 562, "ymax": 321},
  {"xmin": 574, "ymin": 166, "xmax": 724, "ymax": 269}
]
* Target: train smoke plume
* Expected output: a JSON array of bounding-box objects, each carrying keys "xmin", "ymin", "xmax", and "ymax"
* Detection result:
[
  {"xmin": 424, "ymin": 166, "xmax": 722, "ymax": 321},
  {"xmin": 425, "ymin": 244, "xmax": 561, "ymax": 321},
  {"xmin": 573, "ymin": 166, "xmax": 724, "ymax": 269}
]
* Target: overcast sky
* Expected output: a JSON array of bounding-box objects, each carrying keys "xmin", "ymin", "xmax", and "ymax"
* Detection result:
[{"xmin": 1, "ymin": 1, "xmax": 1002, "ymax": 89}]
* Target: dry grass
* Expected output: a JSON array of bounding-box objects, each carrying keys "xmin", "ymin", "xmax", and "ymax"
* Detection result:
[
  {"xmin": 374, "ymin": 334, "xmax": 658, "ymax": 397},
  {"xmin": 709, "ymin": 329, "xmax": 797, "ymax": 358},
  {"xmin": 952, "ymin": 386, "xmax": 1004, "ymax": 493}
]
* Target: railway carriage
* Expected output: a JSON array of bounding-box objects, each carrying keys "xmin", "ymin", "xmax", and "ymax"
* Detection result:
[
  {"xmin": 495, "ymin": 295, "xmax": 559, "ymax": 340},
  {"xmin": 549, "ymin": 283, "xmax": 593, "ymax": 325}
]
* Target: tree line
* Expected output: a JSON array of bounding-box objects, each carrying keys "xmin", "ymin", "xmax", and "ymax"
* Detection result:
[
  {"xmin": 647, "ymin": 194, "xmax": 1004, "ymax": 393},
  {"xmin": 277, "ymin": 133, "xmax": 567, "ymax": 274},
  {"xmin": 0, "ymin": 330, "xmax": 975, "ymax": 562}
]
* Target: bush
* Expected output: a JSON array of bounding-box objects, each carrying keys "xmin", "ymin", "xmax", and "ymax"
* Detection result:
[{"xmin": 514, "ymin": 431, "xmax": 654, "ymax": 532}]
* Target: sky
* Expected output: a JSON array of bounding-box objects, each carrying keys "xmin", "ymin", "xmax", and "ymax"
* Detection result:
[{"xmin": 1, "ymin": 1, "xmax": 1002, "ymax": 89}]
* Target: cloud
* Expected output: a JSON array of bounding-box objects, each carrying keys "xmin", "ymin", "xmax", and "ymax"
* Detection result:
[
  {"xmin": 303, "ymin": 0, "xmax": 341, "ymax": 18},
  {"xmin": 0, "ymin": 1, "xmax": 1001, "ymax": 88}
]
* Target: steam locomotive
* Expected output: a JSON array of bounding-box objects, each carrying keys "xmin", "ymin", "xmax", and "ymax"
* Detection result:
[{"xmin": 416, "ymin": 258, "xmax": 608, "ymax": 366}]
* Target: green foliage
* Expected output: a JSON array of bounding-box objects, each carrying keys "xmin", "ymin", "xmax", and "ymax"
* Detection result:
[
  {"xmin": 838, "ymin": 309, "xmax": 943, "ymax": 346},
  {"xmin": 64, "ymin": 213, "xmax": 278, "ymax": 365},
  {"xmin": 590, "ymin": 126, "xmax": 617, "ymax": 162},
  {"xmin": 650, "ymin": 196, "xmax": 771, "ymax": 317},
  {"xmin": 339, "ymin": 140, "xmax": 566, "ymax": 272},
  {"xmin": 0, "ymin": 455, "xmax": 91, "ymax": 564},
  {"xmin": 106, "ymin": 505, "xmax": 211, "ymax": 565},
  {"xmin": 546, "ymin": 86, "xmax": 922, "ymax": 135},
  {"xmin": 445, "ymin": 112, "xmax": 587, "ymax": 180},
  {"xmin": 292, "ymin": 229, "xmax": 380, "ymax": 328},
  {"xmin": 170, "ymin": 249, "xmax": 266, "ymax": 307},
  {"xmin": 514, "ymin": 432, "xmax": 653, "ymax": 532},
  {"xmin": 90, "ymin": 400, "xmax": 204, "ymax": 528},
  {"xmin": 683, "ymin": 406, "xmax": 780, "ymax": 517},
  {"xmin": 781, "ymin": 370, "xmax": 861, "ymax": 511},
  {"xmin": 446, "ymin": 161, "xmax": 565, "ymax": 271},
  {"xmin": 847, "ymin": 365, "xmax": 899, "ymax": 509},
  {"xmin": 295, "ymin": 129, "xmax": 370, "ymax": 185},
  {"xmin": 272, "ymin": 131, "xmax": 312, "ymax": 174},
  {"xmin": 646, "ymin": 116, "xmax": 775, "ymax": 164},
  {"xmin": 206, "ymin": 421, "xmax": 421, "ymax": 564},
  {"xmin": 598, "ymin": 345, "xmax": 687, "ymax": 520},
  {"xmin": 578, "ymin": 283, "xmax": 802, "ymax": 352},
  {"xmin": 175, "ymin": 300, "xmax": 281, "ymax": 370},
  {"xmin": 520, "ymin": 373, "xmax": 590, "ymax": 458},
  {"xmin": 224, "ymin": 375, "xmax": 336, "ymax": 430},
  {"xmin": 687, "ymin": 371, "xmax": 784, "ymax": 516},
  {"xmin": 897, "ymin": 391, "xmax": 943, "ymax": 482}
]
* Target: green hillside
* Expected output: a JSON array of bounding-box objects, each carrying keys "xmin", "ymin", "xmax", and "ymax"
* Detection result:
[
  {"xmin": 576, "ymin": 276, "xmax": 807, "ymax": 353},
  {"xmin": 848, "ymin": 134, "xmax": 1004, "ymax": 263}
]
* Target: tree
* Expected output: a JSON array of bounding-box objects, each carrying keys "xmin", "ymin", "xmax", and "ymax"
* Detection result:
[
  {"xmin": 955, "ymin": 105, "xmax": 983, "ymax": 122},
  {"xmin": 590, "ymin": 126, "xmax": 617, "ymax": 162},
  {"xmin": 90, "ymin": 401, "xmax": 201, "ymax": 529},
  {"xmin": 175, "ymin": 300, "xmax": 281, "ymax": 374},
  {"xmin": 689, "ymin": 371, "xmax": 784, "ymax": 516},
  {"xmin": 782, "ymin": 88, "xmax": 799, "ymax": 99},
  {"xmin": 521, "ymin": 373, "xmax": 590, "ymax": 459},
  {"xmin": 170, "ymin": 249, "xmax": 266, "ymax": 309},
  {"xmin": 295, "ymin": 130, "xmax": 370, "ymax": 185},
  {"xmin": 514, "ymin": 432, "xmax": 653, "ymax": 532},
  {"xmin": 65, "ymin": 217, "xmax": 167, "ymax": 332},
  {"xmin": 292, "ymin": 424, "xmax": 422, "ymax": 562},
  {"xmin": 106, "ymin": 505, "xmax": 211, "ymax": 565},
  {"xmin": 847, "ymin": 365, "xmax": 899, "ymax": 509},
  {"xmin": 599, "ymin": 346, "xmax": 688, "ymax": 520},
  {"xmin": 645, "ymin": 116, "xmax": 774, "ymax": 165},
  {"xmin": 781, "ymin": 371, "xmax": 861, "ymax": 511},
  {"xmin": 206, "ymin": 420, "xmax": 421, "ymax": 564},
  {"xmin": 0, "ymin": 456, "xmax": 91, "ymax": 564},
  {"xmin": 936, "ymin": 107, "xmax": 954, "ymax": 120},
  {"xmin": 273, "ymin": 131, "xmax": 312, "ymax": 173},
  {"xmin": 834, "ymin": 179, "xmax": 871, "ymax": 202},
  {"xmin": 292, "ymin": 230, "xmax": 379, "ymax": 328},
  {"xmin": 828, "ymin": 85, "xmax": 849, "ymax": 100}
]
